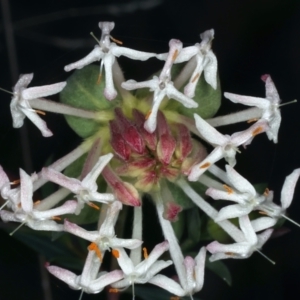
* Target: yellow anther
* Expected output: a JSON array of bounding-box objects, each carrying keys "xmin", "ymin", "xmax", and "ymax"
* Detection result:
[
  {"xmin": 263, "ymin": 188, "xmax": 270, "ymax": 197},
  {"xmin": 51, "ymin": 216, "xmax": 62, "ymax": 221},
  {"xmin": 35, "ymin": 109, "xmax": 46, "ymax": 116},
  {"xmin": 110, "ymin": 36, "xmax": 123, "ymax": 45},
  {"xmin": 223, "ymin": 184, "xmax": 234, "ymax": 194},
  {"xmin": 199, "ymin": 162, "xmax": 211, "ymax": 169},
  {"xmin": 112, "ymin": 249, "xmax": 120, "ymax": 258},
  {"xmin": 172, "ymin": 49, "xmax": 179, "ymax": 61},
  {"xmin": 88, "ymin": 242, "xmax": 103, "ymax": 262},
  {"xmin": 145, "ymin": 110, "xmax": 152, "ymax": 120},
  {"xmin": 143, "ymin": 247, "xmax": 148, "ymax": 259},
  {"xmin": 247, "ymin": 118, "xmax": 259, "ymax": 123},
  {"xmin": 97, "ymin": 73, "xmax": 102, "ymax": 85},
  {"xmin": 252, "ymin": 126, "xmax": 264, "ymax": 136},
  {"xmin": 87, "ymin": 202, "xmax": 100, "ymax": 210},
  {"xmin": 191, "ymin": 73, "xmax": 200, "ymax": 83}
]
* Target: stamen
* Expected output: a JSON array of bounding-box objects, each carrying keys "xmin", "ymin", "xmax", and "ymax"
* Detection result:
[
  {"xmin": 247, "ymin": 118, "xmax": 259, "ymax": 123},
  {"xmin": 0, "ymin": 86, "xmax": 14, "ymax": 95},
  {"xmin": 142, "ymin": 247, "xmax": 148, "ymax": 259},
  {"xmin": 10, "ymin": 179, "xmax": 20, "ymax": 185},
  {"xmin": 87, "ymin": 202, "xmax": 100, "ymax": 210},
  {"xmin": 258, "ymin": 211, "xmax": 268, "ymax": 215},
  {"xmin": 0, "ymin": 200, "xmax": 9, "ymax": 210},
  {"xmin": 110, "ymin": 36, "xmax": 123, "ymax": 45},
  {"xmin": 88, "ymin": 242, "xmax": 103, "ymax": 262},
  {"xmin": 78, "ymin": 289, "xmax": 84, "ymax": 300},
  {"xmin": 97, "ymin": 74, "xmax": 102, "ymax": 85},
  {"xmin": 9, "ymin": 220, "xmax": 27, "ymax": 236},
  {"xmin": 263, "ymin": 188, "xmax": 270, "ymax": 197},
  {"xmin": 199, "ymin": 162, "xmax": 211, "ymax": 169},
  {"xmin": 256, "ymin": 249, "xmax": 276, "ymax": 265},
  {"xmin": 145, "ymin": 110, "xmax": 152, "ymax": 120},
  {"xmin": 279, "ymin": 99, "xmax": 297, "ymax": 107},
  {"xmin": 109, "ymin": 288, "xmax": 119, "ymax": 293},
  {"xmin": 225, "ymin": 252, "xmax": 234, "ymax": 256},
  {"xmin": 51, "ymin": 216, "xmax": 62, "ymax": 221},
  {"xmin": 33, "ymin": 200, "xmax": 41, "ymax": 206},
  {"xmin": 90, "ymin": 31, "xmax": 101, "ymax": 44},
  {"xmin": 252, "ymin": 126, "xmax": 264, "ymax": 136},
  {"xmin": 191, "ymin": 73, "xmax": 200, "ymax": 83},
  {"xmin": 281, "ymin": 214, "xmax": 300, "ymax": 228},
  {"xmin": 112, "ymin": 249, "xmax": 120, "ymax": 258},
  {"xmin": 34, "ymin": 109, "xmax": 46, "ymax": 116},
  {"xmin": 223, "ymin": 184, "xmax": 234, "ymax": 194},
  {"xmin": 172, "ymin": 49, "xmax": 179, "ymax": 61}
]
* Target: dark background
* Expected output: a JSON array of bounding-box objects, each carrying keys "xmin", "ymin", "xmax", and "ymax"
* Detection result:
[{"xmin": 1, "ymin": 0, "xmax": 300, "ymax": 299}]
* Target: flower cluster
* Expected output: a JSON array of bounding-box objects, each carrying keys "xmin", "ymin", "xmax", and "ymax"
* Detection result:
[{"xmin": 1, "ymin": 21, "xmax": 299, "ymax": 299}]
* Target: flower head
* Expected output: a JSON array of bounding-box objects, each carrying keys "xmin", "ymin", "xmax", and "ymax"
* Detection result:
[{"xmin": 10, "ymin": 74, "xmax": 66, "ymax": 137}]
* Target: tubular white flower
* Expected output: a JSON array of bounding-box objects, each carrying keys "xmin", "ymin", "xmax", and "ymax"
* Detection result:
[
  {"xmin": 224, "ymin": 74, "xmax": 282, "ymax": 143},
  {"xmin": 42, "ymin": 153, "xmax": 115, "ymax": 214},
  {"xmin": 10, "ymin": 73, "xmax": 66, "ymax": 137},
  {"xmin": 64, "ymin": 21, "xmax": 156, "ymax": 100},
  {"xmin": 207, "ymin": 215, "xmax": 273, "ymax": 261},
  {"xmin": 0, "ymin": 169, "xmax": 77, "ymax": 231},
  {"xmin": 188, "ymin": 114, "xmax": 268, "ymax": 181},
  {"xmin": 122, "ymin": 39, "xmax": 198, "ymax": 133}
]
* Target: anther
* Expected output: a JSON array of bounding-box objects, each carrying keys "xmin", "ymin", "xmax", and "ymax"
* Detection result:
[
  {"xmin": 247, "ymin": 118, "xmax": 259, "ymax": 123},
  {"xmin": 172, "ymin": 49, "xmax": 179, "ymax": 62},
  {"xmin": 223, "ymin": 184, "xmax": 234, "ymax": 194},
  {"xmin": 112, "ymin": 249, "xmax": 120, "ymax": 258},
  {"xmin": 88, "ymin": 242, "xmax": 103, "ymax": 262},
  {"xmin": 199, "ymin": 162, "xmax": 210, "ymax": 169},
  {"xmin": 191, "ymin": 73, "xmax": 200, "ymax": 83},
  {"xmin": 109, "ymin": 288, "xmax": 119, "ymax": 293},
  {"xmin": 10, "ymin": 179, "xmax": 20, "ymax": 185},
  {"xmin": 145, "ymin": 110, "xmax": 152, "ymax": 120},
  {"xmin": 252, "ymin": 126, "xmax": 264, "ymax": 136},
  {"xmin": 34, "ymin": 109, "xmax": 46, "ymax": 116},
  {"xmin": 87, "ymin": 202, "xmax": 100, "ymax": 210},
  {"xmin": 110, "ymin": 36, "xmax": 123, "ymax": 45},
  {"xmin": 51, "ymin": 216, "xmax": 62, "ymax": 221},
  {"xmin": 263, "ymin": 188, "xmax": 270, "ymax": 197},
  {"xmin": 143, "ymin": 247, "xmax": 148, "ymax": 259}
]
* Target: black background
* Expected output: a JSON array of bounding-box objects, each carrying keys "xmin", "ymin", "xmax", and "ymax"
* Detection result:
[{"xmin": 0, "ymin": 0, "xmax": 300, "ymax": 299}]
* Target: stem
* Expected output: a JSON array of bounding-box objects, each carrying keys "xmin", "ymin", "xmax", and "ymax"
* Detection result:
[
  {"xmin": 208, "ymin": 164, "xmax": 231, "ymax": 185},
  {"xmin": 177, "ymin": 178, "xmax": 245, "ymax": 242},
  {"xmin": 130, "ymin": 206, "xmax": 142, "ymax": 266},
  {"xmin": 206, "ymin": 107, "xmax": 262, "ymax": 127},
  {"xmin": 154, "ymin": 192, "xmax": 188, "ymax": 289},
  {"xmin": 198, "ymin": 173, "xmax": 224, "ymax": 190},
  {"xmin": 173, "ymin": 57, "xmax": 197, "ymax": 90}
]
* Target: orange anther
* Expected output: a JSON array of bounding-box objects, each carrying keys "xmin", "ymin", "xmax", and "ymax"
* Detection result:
[
  {"xmin": 97, "ymin": 74, "xmax": 102, "ymax": 85},
  {"xmin": 51, "ymin": 216, "xmax": 61, "ymax": 221},
  {"xmin": 247, "ymin": 118, "xmax": 259, "ymax": 123},
  {"xmin": 112, "ymin": 249, "xmax": 120, "ymax": 258},
  {"xmin": 109, "ymin": 288, "xmax": 119, "ymax": 293},
  {"xmin": 170, "ymin": 297, "xmax": 180, "ymax": 300},
  {"xmin": 145, "ymin": 110, "xmax": 152, "ymax": 120},
  {"xmin": 263, "ymin": 188, "xmax": 270, "ymax": 197},
  {"xmin": 110, "ymin": 36, "xmax": 123, "ymax": 45},
  {"xmin": 191, "ymin": 73, "xmax": 200, "ymax": 83},
  {"xmin": 172, "ymin": 49, "xmax": 179, "ymax": 61},
  {"xmin": 10, "ymin": 179, "xmax": 20, "ymax": 185},
  {"xmin": 252, "ymin": 126, "xmax": 264, "ymax": 136},
  {"xmin": 258, "ymin": 211, "xmax": 268, "ymax": 216},
  {"xmin": 33, "ymin": 200, "xmax": 41, "ymax": 206},
  {"xmin": 143, "ymin": 247, "xmax": 148, "ymax": 259},
  {"xmin": 88, "ymin": 242, "xmax": 103, "ymax": 262},
  {"xmin": 87, "ymin": 202, "xmax": 100, "ymax": 210},
  {"xmin": 199, "ymin": 162, "xmax": 211, "ymax": 169},
  {"xmin": 225, "ymin": 252, "xmax": 234, "ymax": 256},
  {"xmin": 223, "ymin": 184, "xmax": 234, "ymax": 194},
  {"xmin": 35, "ymin": 109, "xmax": 46, "ymax": 116}
]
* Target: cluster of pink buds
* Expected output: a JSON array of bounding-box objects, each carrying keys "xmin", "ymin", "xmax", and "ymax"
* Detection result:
[{"xmin": 0, "ymin": 21, "xmax": 299, "ymax": 300}]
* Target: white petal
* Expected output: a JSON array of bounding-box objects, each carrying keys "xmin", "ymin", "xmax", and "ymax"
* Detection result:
[
  {"xmin": 46, "ymin": 265, "xmax": 79, "ymax": 289},
  {"xmin": 103, "ymin": 53, "xmax": 117, "ymax": 100},
  {"xmin": 20, "ymin": 169, "xmax": 33, "ymax": 213},
  {"xmin": 216, "ymin": 204, "xmax": 252, "ymax": 221},
  {"xmin": 194, "ymin": 247, "xmax": 206, "ymax": 292},
  {"xmin": 111, "ymin": 44, "xmax": 156, "ymax": 60},
  {"xmin": 22, "ymin": 82, "xmax": 66, "ymax": 100},
  {"xmin": 280, "ymin": 168, "xmax": 300, "ymax": 209}
]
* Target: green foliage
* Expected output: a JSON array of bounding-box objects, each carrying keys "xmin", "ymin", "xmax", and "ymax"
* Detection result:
[
  {"xmin": 60, "ymin": 65, "xmax": 119, "ymax": 137},
  {"xmin": 206, "ymin": 258, "xmax": 232, "ymax": 286}
]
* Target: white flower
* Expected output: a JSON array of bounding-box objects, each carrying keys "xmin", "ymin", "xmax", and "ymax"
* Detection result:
[
  {"xmin": 122, "ymin": 39, "xmax": 198, "ymax": 133},
  {"xmin": 64, "ymin": 201, "xmax": 142, "ymax": 252},
  {"xmin": 64, "ymin": 22, "xmax": 156, "ymax": 100},
  {"xmin": 111, "ymin": 241, "xmax": 173, "ymax": 292},
  {"xmin": 0, "ymin": 169, "xmax": 77, "ymax": 231},
  {"xmin": 206, "ymin": 165, "xmax": 268, "ymax": 221},
  {"xmin": 224, "ymin": 74, "xmax": 282, "ymax": 143},
  {"xmin": 42, "ymin": 153, "xmax": 115, "ymax": 214},
  {"xmin": 46, "ymin": 248, "xmax": 123, "ymax": 294},
  {"xmin": 188, "ymin": 114, "xmax": 268, "ymax": 181},
  {"xmin": 10, "ymin": 73, "xmax": 66, "ymax": 137},
  {"xmin": 207, "ymin": 215, "xmax": 273, "ymax": 261},
  {"xmin": 257, "ymin": 168, "xmax": 300, "ymax": 221}
]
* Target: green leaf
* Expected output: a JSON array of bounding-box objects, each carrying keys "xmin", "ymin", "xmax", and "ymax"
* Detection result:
[
  {"xmin": 171, "ymin": 210, "xmax": 185, "ymax": 241},
  {"xmin": 166, "ymin": 180, "xmax": 194, "ymax": 209},
  {"xmin": 206, "ymin": 257, "xmax": 232, "ymax": 286},
  {"xmin": 187, "ymin": 208, "xmax": 201, "ymax": 243},
  {"xmin": 60, "ymin": 65, "xmax": 120, "ymax": 137}
]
